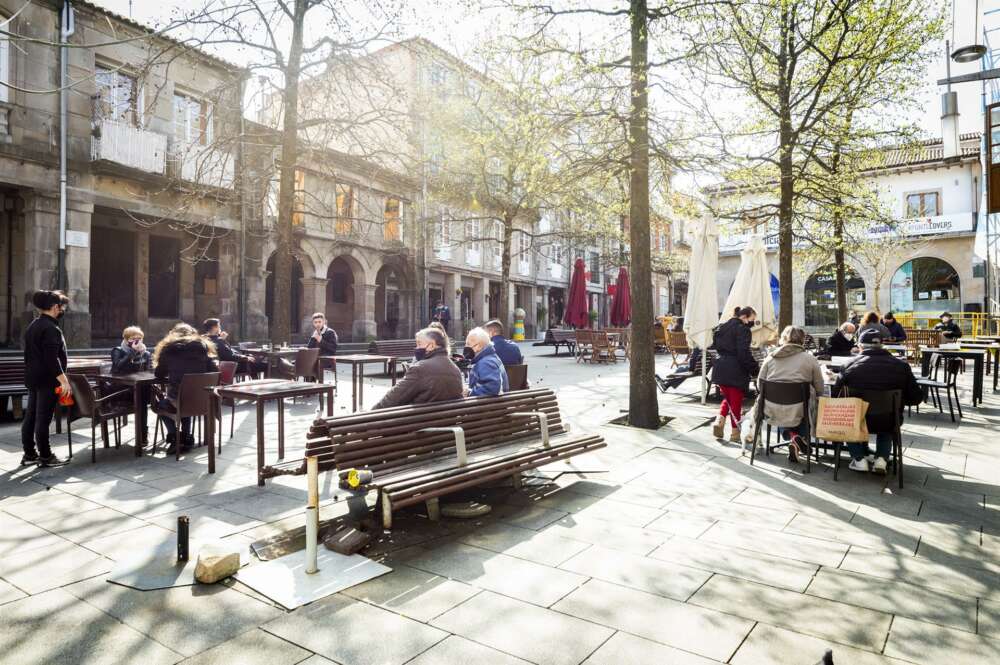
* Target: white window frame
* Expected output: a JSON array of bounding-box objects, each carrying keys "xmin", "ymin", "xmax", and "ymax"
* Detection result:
[
  {"xmin": 0, "ymin": 19, "xmax": 9, "ymax": 104},
  {"xmin": 465, "ymin": 219, "xmax": 481, "ymax": 265},
  {"xmin": 517, "ymin": 230, "xmax": 531, "ymax": 276},
  {"xmin": 95, "ymin": 64, "xmax": 141, "ymax": 126},
  {"xmin": 904, "ymin": 190, "xmax": 941, "ymax": 218},
  {"xmin": 435, "ymin": 217, "xmax": 453, "ymax": 260},
  {"xmin": 490, "ymin": 220, "xmax": 503, "ymax": 270},
  {"xmin": 173, "ymin": 91, "xmax": 213, "ymax": 147}
]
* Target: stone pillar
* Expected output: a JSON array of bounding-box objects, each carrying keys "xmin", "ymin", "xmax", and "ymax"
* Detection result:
[
  {"xmin": 353, "ymin": 283, "xmax": 377, "ymax": 340},
  {"xmin": 472, "ymin": 277, "xmax": 488, "ymax": 325},
  {"xmin": 444, "ymin": 272, "xmax": 462, "ymax": 338},
  {"xmin": 300, "ymin": 277, "xmax": 328, "ymax": 333},
  {"xmin": 507, "ymin": 282, "xmax": 517, "ymax": 328},
  {"xmin": 539, "ymin": 286, "xmax": 550, "ymax": 331},
  {"xmin": 180, "ymin": 250, "xmax": 195, "ymax": 322},
  {"xmin": 135, "ymin": 232, "xmax": 149, "ymax": 329}
]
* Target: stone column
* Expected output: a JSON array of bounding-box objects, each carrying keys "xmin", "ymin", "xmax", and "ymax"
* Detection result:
[
  {"xmin": 444, "ymin": 272, "xmax": 462, "ymax": 338},
  {"xmin": 538, "ymin": 286, "xmax": 549, "ymax": 333},
  {"xmin": 135, "ymin": 232, "xmax": 149, "ymax": 329},
  {"xmin": 300, "ymin": 277, "xmax": 328, "ymax": 333},
  {"xmin": 63, "ymin": 198, "xmax": 94, "ymax": 346},
  {"xmin": 353, "ymin": 283, "xmax": 377, "ymax": 340},
  {"xmin": 471, "ymin": 277, "xmax": 488, "ymax": 324},
  {"xmin": 180, "ymin": 251, "xmax": 195, "ymax": 322}
]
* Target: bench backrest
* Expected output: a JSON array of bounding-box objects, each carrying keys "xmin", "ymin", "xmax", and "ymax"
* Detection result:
[
  {"xmin": 368, "ymin": 339, "xmax": 417, "ymax": 357},
  {"xmin": 548, "ymin": 329, "xmax": 574, "ymax": 343},
  {"xmin": 305, "ymin": 388, "xmax": 566, "ymax": 475},
  {"xmin": 0, "ymin": 360, "xmax": 25, "ymax": 384}
]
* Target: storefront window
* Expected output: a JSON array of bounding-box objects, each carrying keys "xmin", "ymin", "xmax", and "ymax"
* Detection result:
[
  {"xmin": 804, "ymin": 265, "xmax": 865, "ymax": 328},
  {"xmin": 890, "ymin": 257, "xmax": 960, "ymax": 316}
]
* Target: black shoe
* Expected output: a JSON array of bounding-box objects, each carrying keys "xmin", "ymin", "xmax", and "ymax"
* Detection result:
[
  {"xmin": 37, "ymin": 454, "xmax": 69, "ymax": 467},
  {"xmin": 20, "ymin": 453, "xmax": 39, "ymax": 466}
]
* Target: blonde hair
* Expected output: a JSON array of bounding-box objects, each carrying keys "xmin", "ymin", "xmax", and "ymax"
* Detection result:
[
  {"xmin": 153, "ymin": 323, "xmax": 216, "ymax": 367},
  {"xmin": 122, "ymin": 326, "xmax": 144, "ymax": 340}
]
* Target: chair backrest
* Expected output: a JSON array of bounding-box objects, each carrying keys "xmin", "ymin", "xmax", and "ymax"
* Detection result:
[
  {"xmin": 758, "ymin": 380, "xmax": 811, "ymax": 406},
  {"xmin": 176, "ymin": 372, "xmax": 220, "ymax": 417},
  {"xmin": 592, "ymin": 331, "xmax": 612, "ymax": 350},
  {"xmin": 576, "ymin": 330, "xmax": 593, "ymax": 346},
  {"xmin": 66, "ymin": 373, "xmax": 97, "ymax": 418},
  {"xmin": 845, "ymin": 388, "xmax": 902, "ymax": 428},
  {"xmin": 667, "ymin": 331, "xmax": 689, "ymax": 351},
  {"xmin": 294, "ymin": 348, "xmax": 321, "ymax": 379},
  {"xmin": 505, "ymin": 363, "xmax": 529, "ymax": 390},
  {"xmin": 218, "ymin": 361, "xmax": 237, "ymax": 386},
  {"xmin": 100, "ymin": 362, "xmax": 113, "ymax": 375},
  {"xmin": 654, "ymin": 325, "xmax": 668, "ymax": 345}
]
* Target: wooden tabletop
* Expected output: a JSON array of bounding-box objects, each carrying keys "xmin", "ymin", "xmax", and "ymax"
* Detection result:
[
  {"xmin": 215, "ymin": 379, "xmax": 331, "ymax": 400},
  {"xmin": 332, "ymin": 354, "xmax": 397, "ymax": 363}
]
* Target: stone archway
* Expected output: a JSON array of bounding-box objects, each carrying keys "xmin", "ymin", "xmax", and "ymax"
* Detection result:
[
  {"xmin": 375, "ymin": 261, "xmax": 414, "ymax": 340},
  {"xmin": 325, "ymin": 256, "xmax": 357, "ymax": 340}
]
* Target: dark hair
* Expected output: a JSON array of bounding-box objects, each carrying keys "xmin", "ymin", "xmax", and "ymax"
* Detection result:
[
  {"xmin": 201, "ymin": 318, "xmax": 221, "ymax": 334},
  {"xmin": 863, "ymin": 311, "xmax": 880, "ymax": 325},
  {"xmin": 734, "ymin": 306, "xmax": 756, "ymax": 318},
  {"xmin": 484, "ymin": 319, "xmax": 504, "ymax": 336},
  {"xmin": 32, "ymin": 290, "xmax": 68, "ymax": 311},
  {"xmin": 883, "ymin": 311, "xmax": 895, "ymax": 320}
]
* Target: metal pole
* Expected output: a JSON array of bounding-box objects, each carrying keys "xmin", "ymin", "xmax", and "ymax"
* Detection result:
[
  {"xmin": 237, "ymin": 75, "xmax": 248, "ymax": 339},
  {"xmin": 305, "ymin": 456, "xmax": 319, "ymax": 574},
  {"xmin": 57, "ymin": 1, "xmax": 75, "ymax": 291}
]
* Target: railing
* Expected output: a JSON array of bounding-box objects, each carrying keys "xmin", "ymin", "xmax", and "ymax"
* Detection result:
[
  {"xmin": 894, "ymin": 312, "xmax": 996, "ymax": 337},
  {"xmin": 172, "ymin": 143, "xmax": 234, "ymax": 188},
  {"xmin": 91, "ymin": 118, "xmax": 167, "ymax": 174}
]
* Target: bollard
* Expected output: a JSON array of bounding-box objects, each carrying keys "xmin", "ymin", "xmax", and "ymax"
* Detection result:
[
  {"xmin": 177, "ymin": 516, "xmax": 189, "ymax": 562},
  {"xmin": 305, "ymin": 506, "xmax": 318, "ymax": 574}
]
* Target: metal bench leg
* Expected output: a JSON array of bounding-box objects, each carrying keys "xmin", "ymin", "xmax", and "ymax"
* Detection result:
[
  {"xmin": 511, "ymin": 472, "xmax": 523, "ymax": 489},
  {"xmin": 426, "ymin": 497, "xmax": 441, "ymax": 521},
  {"xmin": 381, "ymin": 493, "xmax": 393, "ymax": 530}
]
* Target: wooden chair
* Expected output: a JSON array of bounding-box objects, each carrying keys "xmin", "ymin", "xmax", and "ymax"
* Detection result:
[
  {"xmin": 150, "ymin": 372, "xmax": 220, "ymax": 459},
  {"xmin": 653, "ymin": 325, "xmax": 668, "ymax": 352},
  {"xmin": 750, "ymin": 380, "xmax": 814, "ymax": 472},
  {"xmin": 666, "ymin": 331, "xmax": 690, "ymax": 367},
  {"xmin": 575, "ymin": 330, "xmax": 594, "ymax": 363},
  {"xmin": 590, "ymin": 331, "xmax": 617, "ymax": 364},
  {"xmin": 505, "ymin": 363, "xmax": 529, "ymax": 391}
]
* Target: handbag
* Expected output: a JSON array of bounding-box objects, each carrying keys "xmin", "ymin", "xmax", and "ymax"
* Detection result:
[{"xmin": 816, "ymin": 388, "xmax": 869, "ymax": 442}]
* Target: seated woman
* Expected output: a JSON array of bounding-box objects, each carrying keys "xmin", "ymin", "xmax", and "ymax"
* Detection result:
[
  {"xmin": 111, "ymin": 326, "xmax": 151, "ymax": 374},
  {"xmin": 372, "ymin": 327, "xmax": 463, "ymax": 409},
  {"xmin": 857, "ymin": 311, "xmax": 891, "ymax": 339},
  {"xmin": 754, "ymin": 325, "xmax": 825, "ymax": 463},
  {"xmin": 881, "ymin": 312, "xmax": 906, "ymax": 341},
  {"xmin": 153, "ymin": 323, "xmax": 218, "ymax": 454}
]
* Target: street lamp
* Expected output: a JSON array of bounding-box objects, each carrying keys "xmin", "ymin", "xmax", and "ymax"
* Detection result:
[{"xmin": 951, "ymin": 0, "xmax": 987, "ymax": 63}]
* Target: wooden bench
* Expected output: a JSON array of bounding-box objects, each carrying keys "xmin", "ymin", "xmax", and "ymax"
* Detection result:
[
  {"xmin": 368, "ymin": 339, "xmax": 417, "ymax": 358},
  {"xmin": 262, "ymin": 389, "xmax": 606, "ymax": 529},
  {"xmin": 532, "ymin": 329, "xmax": 576, "ymax": 356},
  {"xmin": 0, "ymin": 360, "xmax": 26, "ymax": 419}
]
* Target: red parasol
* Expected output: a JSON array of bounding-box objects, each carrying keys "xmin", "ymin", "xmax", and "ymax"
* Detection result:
[
  {"xmin": 563, "ymin": 257, "xmax": 590, "ymax": 328},
  {"xmin": 610, "ymin": 266, "xmax": 631, "ymax": 326}
]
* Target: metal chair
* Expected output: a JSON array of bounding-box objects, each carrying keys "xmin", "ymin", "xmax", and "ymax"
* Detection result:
[
  {"xmin": 831, "ymin": 389, "xmax": 903, "ymax": 488},
  {"xmin": 150, "ymin": 372, "xmax": 220, "ymax": 459},
  {"xmin": 504, "ymin": 363, "xmax": 529, "ymax": 391},
  {"xmin": 215, "ymin": 361, "xmax": 239, "ymax": 448},
  {"xmin": 750, "ymin": 380, "xmax": 814, "ymax": 473},
  {"xmin": 65, "ymin": 374, "xmax": 132, "ymax": 463},
  {"xmin": 916, "ymin": 355, "xmax": 963, "ymax": 422}
]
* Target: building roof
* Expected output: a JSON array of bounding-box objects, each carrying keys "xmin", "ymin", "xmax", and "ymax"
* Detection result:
[{"xmin": 75, "ymin": 0, "xmax": 243, "ymax": 73}]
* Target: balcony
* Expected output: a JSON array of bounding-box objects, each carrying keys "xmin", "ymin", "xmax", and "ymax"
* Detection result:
[
  {"xmin": 549, "ymin": 263, "xmax": 564, "ymax": 280},
  {"xmin": 91, "ymin": 119, "xmax": 167, "ymax": 175},
  {"xmin": 172, "ymin": 143, "xmax": 235, "ymax": 189},
  {"xmin": 466, "ymin": 247, "xmax": 481, "ymax": 266}
]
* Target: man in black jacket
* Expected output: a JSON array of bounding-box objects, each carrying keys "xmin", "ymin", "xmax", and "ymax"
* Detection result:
[
  {"xmin": 22, "ymin": 290, "xmax": 71, "ymax": 466},
  {"xmin": 832, "ymin": 329, "xmax": 924, "ymax": 475},
  {"xmin": 933, "ymin": 312, "xmax": 963, "ymax": 340},
  {"xmin": 307, "ymin": 312, "xmax": 339, "ymax": 355},
  {"xmin": 825, "ymin": 322, "xmax": 857, "ymax": 357},
  {"xmin": 201, "ymin": 318, "xmax": 265, "ymax": 377}
]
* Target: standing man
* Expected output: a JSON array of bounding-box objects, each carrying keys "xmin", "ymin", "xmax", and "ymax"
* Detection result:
[
  {"xmin": 432, "ymin": 300, "xmax": 451, "ymax": 332},
  {"xmin": 483, "ymin": 319, "xmax": 523, "ymax": 365},
  {"xmin": 22, "ymin": 290, "xmax": 71, "ymax": 467}
]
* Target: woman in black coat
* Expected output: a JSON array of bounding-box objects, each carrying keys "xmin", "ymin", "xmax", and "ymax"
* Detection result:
[
  {"xmin": 711, "ymin": 306, "xmax": 759, "ymax": 443},
  {"xmin": 21, "ymin": 290, "xmax": 71, "ymax": 467},
  {"xmin": 153, "ymin": 323, "xmax": 218, "ymax": 454}
]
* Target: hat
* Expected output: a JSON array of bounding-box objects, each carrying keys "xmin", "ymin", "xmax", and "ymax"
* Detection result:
[
  {"xmin": 858, "ymin": 329, "xmax": 883, "ymax": 346},
  {"xmin": 940, "ymin": 311, "xmax": 952, "ymax": 318}
]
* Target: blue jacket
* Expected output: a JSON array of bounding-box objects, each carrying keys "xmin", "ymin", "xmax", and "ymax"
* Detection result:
[
  {"xmin": 491, "ymin": 335, "xmax": 523, "ymax": 365},
  {"xmin": 884, "ymin": 320, "xmax": 906, "ymax": 341},
  {"xmin": 468, "ymin": 344, "xmax": 509, "ymax": 397}
]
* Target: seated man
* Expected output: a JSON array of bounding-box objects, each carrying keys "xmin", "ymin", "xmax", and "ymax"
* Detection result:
[
  {"xmin": 832, "ymin": 329, "xmax": 924, "ymax": 475},
  {"xmin": 201, "ymin": 318, "xmax": 265, "ymax": 378},
  {"xmin": 372, "ymin": 328, "xmax": 462, "ymax": 409},
  {"xmin": 112, "ymin": 325, "xmax": 151, "ymax": 374},
  {"xmin": 655, "ymin": 346, "xmax": 702, "ymax": 392},
  {"xmin": 933, "ymin": 311, "xmax": 963, "ymax": 341},
  {"xmin": 881, "ymin": 312, "xmax": 906, "ymax": 342},
  {"xmin": 825, "ymin": 322, "xmax": 857, "ymax": 357},
  {"xmin": 464, "ymin": 327, "xmax": 509, "ymax": 397},
  {"xmin": 307, "ymin": 312, "xmax": 339, "ymax": 354},
  {"xmin": 484, "ymin": 319, "xmax": 523, "ymax": 365}
]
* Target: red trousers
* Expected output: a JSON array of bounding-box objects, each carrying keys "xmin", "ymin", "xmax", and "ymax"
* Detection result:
[{"xmin": 718, "ymin": 385, "xmax": 745, "ymax": 427}]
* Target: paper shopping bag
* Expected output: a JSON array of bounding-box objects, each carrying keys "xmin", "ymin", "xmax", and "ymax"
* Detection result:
[{"xmin": 816, "ymin": 396, "xmax": 869, "ymax": 442}]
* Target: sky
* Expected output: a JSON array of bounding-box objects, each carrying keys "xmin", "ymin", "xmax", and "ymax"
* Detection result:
[{"xmin": 90, "ymin": 0, "xmax": 995, "ymax": 140}]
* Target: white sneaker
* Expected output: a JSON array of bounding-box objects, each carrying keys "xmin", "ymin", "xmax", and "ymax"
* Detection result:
[
  {"xmin": 848, "ymin": 458, "xmax": 870, "ymax": 473},
  {"xmin": 872, "ymin": 457, "xmax": 888, "ymax": 475},
  {"xmin": 865, "ymin": 454, "xmax": 875, "ymax": 465}
]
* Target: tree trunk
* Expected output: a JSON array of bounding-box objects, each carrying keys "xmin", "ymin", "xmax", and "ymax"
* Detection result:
[
  {"xmin": 500, "ymin": 217, "xmax": 513, "ymax": 326},
  {"xmin": 627, "ymin": 0, "xmax": 659, "ymax": 429},
  {"xmin": 776, "ymin": 6, "xmax": 794, "ymax": 330},
  {"xmin": 270, "ymin": 0, "xmax": 307, "ymax": 344},
  {"xmin": 834, "ymin": 232, "xmax": 848, "ymax": 322}
]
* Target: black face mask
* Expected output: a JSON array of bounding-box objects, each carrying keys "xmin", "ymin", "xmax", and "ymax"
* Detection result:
[
  {"xmin": 414, "ymin": 347, "xmax": 428, "ymax": 361},
  {"xmin": 463, "ymin": 346, "xmax": 476, "ymax": 360}
]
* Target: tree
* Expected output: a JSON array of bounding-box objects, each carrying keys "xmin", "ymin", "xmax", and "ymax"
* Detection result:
[{"xmin": 697, "ymin": 0, "xmax": 942, "ymax": 328}]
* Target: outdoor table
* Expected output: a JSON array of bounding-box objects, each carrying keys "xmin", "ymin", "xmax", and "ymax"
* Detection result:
[
  {"xmin": 920, "ymin": 347, "xmax": 986, "ymax": 407},
  {"xmin": 97, "ymin": 370, "xmax": 164, "ymax": 455},
  {"xmin": 206, "ymin": 379, "xmax": 335, "ymax": 485},
  {"xmin": 324, "ymin": 354, "xmax": 399, "ymax": 412},
  {"xmin": 957, "ymin": 342, "xmax": 1000, "ymax": 389},
  {"xmin": 244, "ymin": 347, "xmax": 302, "ymax": 377}
]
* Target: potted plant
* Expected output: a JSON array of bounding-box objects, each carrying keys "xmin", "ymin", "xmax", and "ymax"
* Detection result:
[{"xmin": 588, "ymin": 309, "xmax": 599, "ymax": 328}]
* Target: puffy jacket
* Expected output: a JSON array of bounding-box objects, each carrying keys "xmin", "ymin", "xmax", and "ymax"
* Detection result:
[
  {"xmin": 468, "ymin": 344, "xmax": 509, "ymax": 397},
  {"xmin": 711, "ymin": 318, "xmax": 758, "ymax": 392},
  {"xmin": 111, "ymin": 345, "xmax": 151, "ymax": 374},
  {"xmin": 884, "ymin": 320, "xmax": 907, "ymax": 341},
  {"xmin": 154, "ymin": 339, "xmax": 218, "ymax": 400},
  {"xmin": 754, "ymin": 344, "xmax": 825, "ymax": 428},
  {"xmin": 491, "ymin": 335, "xmax": 523, "ymax": 365},
  {"xmin": 832, "ymin": 348, "xmax": 924, "ymax": 433},
  {"xmin": 208, "ymin": 335, "xmax": 242, "ymax": 363},
  {"xmin": 373, "ymin": 348, "xmax": 463, "ymax": 409},
  {"xmin": 23, "ymin": 314, "xmax": 67, "ymax": 390}
]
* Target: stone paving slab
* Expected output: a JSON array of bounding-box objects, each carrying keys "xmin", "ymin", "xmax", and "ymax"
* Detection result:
[
  {"xmin": 642, "ymin": 510, "xmax": 718, "ymax": 539},
  {"xmin": 264, "ymin": 594, "xmax": 447, "ymax": 665},
  {"xmin": 457, "ymin": 521, "xmax": 592, "ymax": 567},
  {"xmin": 730, "ymin": 623, "xmax": 910, "ymax": 665},
  {"xmin": 559, "ymin": 544, "xmax": 710, "ymax": 601},
  {"xmin": 839, "ymin": 547, "xmax": 1000, "ymax": 600},
  {"xmin": 552, "ymin": 578, "xmax": 753, "ymax": 662},
  {"xmin": 885, "ymin": 616, "xmax": 1000, "ymax": 663},
  {"xmin": 176, "ymin": 628, "xmax": 312, "ymax": 665},
  {"xmin": 538, "ymin": 514, "xmax": 669, "ymax": 555},
  {"xmin": 689, "ymin": 574, "xmax": 893, "ymax": 651},
  {"xmin": 0, "ymin": 588, "xmax": 183, "ymax": 665},
  {"xmin": 551, "ymin": 478, "xmax": 682, "ymax": 509},
  {"xmin": 697, "ymin": 520, "xmax": 850, "ymax": 567},
  {"xmin": 33, "ymin": 505, "xmax": 149, "ymax": 545},
  {"xmin": 405, "ymin": 635, "xmax": 532, "ymax": 665},
  {"xmin": 0, "ymin": 576, "xmax": 27, "ymax": 605},
  {"xmin": 650, "ymin": 535, "xmax": 819, "ymax": 592},
  {"xmin": 0, "ymin": 511, "xmax": 67, "ymax": 556},
  {"xmin": 431, "ymin": 590, "xmax": 614, "ymax": 665},
  {"xmin": 580, "ymin": 631, "xmax": 722, "ymax": 665},
  {"xmin": 0, "ymin": 538, "xmax": 111, "ymax": 594},
  {"xmin": 339, "ymin": 563, "xmax": 480, "ymax": 622}
]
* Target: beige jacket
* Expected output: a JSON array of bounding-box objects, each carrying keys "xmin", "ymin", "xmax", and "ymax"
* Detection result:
[{"xmin": 754, "ymin": 344, "xmax": 825, "ymax": 428}]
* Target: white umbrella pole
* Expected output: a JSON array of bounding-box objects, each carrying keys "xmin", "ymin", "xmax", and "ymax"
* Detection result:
[{"xmin": 700, "ymin": 350, "xmax": 707, "ymax": 405}]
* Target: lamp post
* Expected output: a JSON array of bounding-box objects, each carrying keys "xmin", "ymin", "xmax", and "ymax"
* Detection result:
[{"xmin": 952, "ymin": 0, "xmax": 988, "ymax": 63}]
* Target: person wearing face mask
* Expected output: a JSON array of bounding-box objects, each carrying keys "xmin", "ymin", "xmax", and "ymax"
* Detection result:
[
  {"xmin": 710, "ymin": 306, "xmax": 760, "ymax": 444},
  {"xmin": 111, "ymin": 326, "xmax": 151, "ymax": 374},
  {"xmin": 21, "ymin": 290, "xmax": 71, "ymax": 467},
  {"xmin": 372, "ymin": 327, "xmax": 463, "ymax": 409},
  {"xmin": 464, "ymin": 327, "xmax": 509, "ymax": 397},
  {"xmin": 933, "ymin": 312, "xmax": 962, "ymax": 341}
]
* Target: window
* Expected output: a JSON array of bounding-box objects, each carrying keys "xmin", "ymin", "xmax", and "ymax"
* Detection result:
[
  {"xmin": 0, "ymin": 18, "xmax": 9, "ymax": 104},
  {"xmin": 434, "ymin": 217, "xmax": 452, "ymax": 259},
  {"xmin": 95, "ymin": 66, "xmax": 138, "ymax": 125},
  {"xmin": 429, "ymin": 63, "xmax": 448, "ymax": 98},
  {"xmin": 336, "ymin": 183, "xmax": 354, "ymax": 234},
  {"xmin": 383, "ymin": 197, "xmax": 401, "ymax": 241},
  {"xmin": 173, "ymin": 93, "xmax": 212, "ymax": 146},
  {"xmin": 292, "ymin": 169, "xmax": 306, "ymax": 226},
  {"xmin": 194, "ymin": 241, "xmax": 219, "ymax": 296},
  {"xmin": 905, "ymin": 192, "xmax": 940, "ymax": 218},
  {"xmin": 465, "ymin": 220, "xmax": 481, "ymax": 265},
  {"xmin": 149, "ymin": 237, "xmax": 179, "ymax": 318},
  {"xmin": 490, "ymin": 221, "xmax": 503, "ymax": 269},
  {"xmin": 588, "ymin": 251, "xmax": 601, "ymax": 284},
  {"xmin": 550, "ymin": 242, "xmax": 563, "ymax": 265},
  {"xmin": 487, "ymin": 157, "xmax": 503, "ymax": 192}
]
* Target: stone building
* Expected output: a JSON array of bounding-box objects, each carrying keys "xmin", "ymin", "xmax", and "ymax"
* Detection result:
[{"xmin": 705, "ymin": 132, "xmax": 984, "ymax": 330}]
